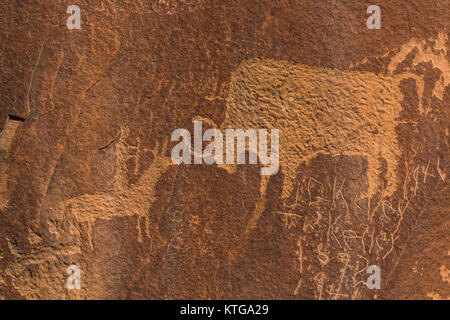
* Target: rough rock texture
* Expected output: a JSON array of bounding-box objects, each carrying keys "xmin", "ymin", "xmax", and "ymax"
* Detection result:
[{"xmin": 0, "ymin": 0, "xmax": 448, "ymax": 299}]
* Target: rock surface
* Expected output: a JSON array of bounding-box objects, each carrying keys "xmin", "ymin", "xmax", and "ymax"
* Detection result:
[{"xmin": 0, "ymin": 0, "xmax": 448, "ymax": 299}]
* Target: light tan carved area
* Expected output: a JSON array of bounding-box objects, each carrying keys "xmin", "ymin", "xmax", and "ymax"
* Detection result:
[
  {"xmin": 1, "ymin": 31, "xmax": 446, "ymax": 299},
  {"xmin": 54, "ymin": 32, "xmax": 446, "ymax": 299},
  {"xmin": 220, "ymin": 60, "xmax": 404, "ymax": 267},
  {"xmin": 222, "ymin": 32, "xmax": 448, "ymax": 299},
  {"xmin": 427, "ymin": 263, "xmax": 450, "ymax": 300},
  {"xmin": 440, "ymin": 264, "xmax": 450, "ymax": 284},
  {"xmin": 387, "ymin": 32, "xmax": 449, "ymax": 106},
  {"xmin": 224, "ymin": 59, "xmax": 402, "ymax": 200},
  {"xmin": 61, "ymin": 126, "xmax": 173, "ymax": 249},
  {"xmin": 224, "ymin": 32, "xmax": 448, "ymax": 202},
  {"xmin": 0, "ymin": 118, "xmax": 20, "ymax": 211}
]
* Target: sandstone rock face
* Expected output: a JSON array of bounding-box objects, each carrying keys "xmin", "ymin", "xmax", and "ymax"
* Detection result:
[{"xmin": 0, "ymin": 0, "xmax": 448, "ymax": 299}]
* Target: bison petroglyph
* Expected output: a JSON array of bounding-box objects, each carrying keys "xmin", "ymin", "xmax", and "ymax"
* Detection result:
[{"xmin": 223, "ymin": 59, "xmax": 404, "ymax": 199}]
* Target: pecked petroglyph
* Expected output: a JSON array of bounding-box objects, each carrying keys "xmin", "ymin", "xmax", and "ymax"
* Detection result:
[
  {"xmin": 223, "ymin": 32, "xmax": 449, "ymax": 200},
  {"xmin": 0, "ymin": 117, "xmax": 21, "ymax": 210},
  {"xmin": 221, "ymin": 33, "xmax": 449, "ymax": 268},
  {"xmin": 57, "ymin": 34, "xmax": 447, "ymax": 258},
  {"xmin": 219, "ymin": 59, "xmax": 406, "ymax": 262},
  {"xmin": 387, "ymin": 32, "xmax": 449, "ymax": 108},
  {"xmin": 223, "ymin": 59, "xmax": 403, "ymax": 199},
  {"xmin": 440, "ymin": 265, "xmax": 450, "ymax": 284},
  {"xmin": 61, "ymin": 127, "xmax": 173, "ymax": 247}
]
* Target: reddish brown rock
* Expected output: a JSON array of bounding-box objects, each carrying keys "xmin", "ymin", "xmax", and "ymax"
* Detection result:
[{"xmin": 0, "ymin": 0, "xmax": 448, "ymax": 299}]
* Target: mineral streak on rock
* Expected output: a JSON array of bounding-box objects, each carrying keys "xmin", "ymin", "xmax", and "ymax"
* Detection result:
[{"xmin": 0, "ymin": 0, "xmax": 448, "ymax": 300}]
